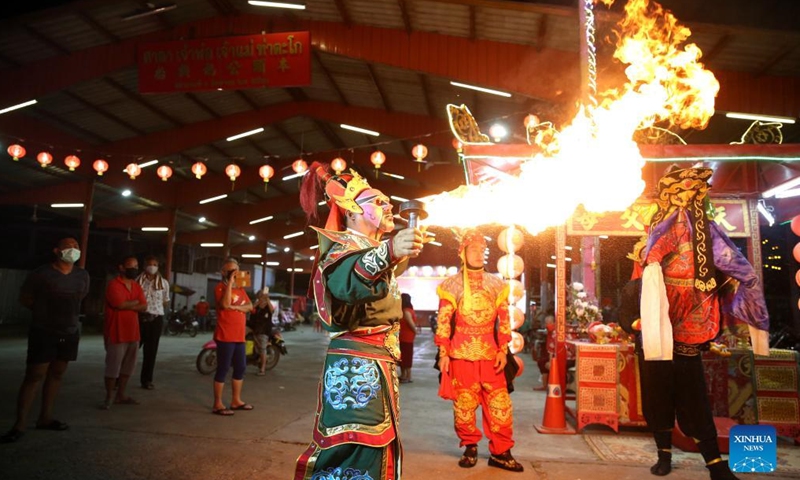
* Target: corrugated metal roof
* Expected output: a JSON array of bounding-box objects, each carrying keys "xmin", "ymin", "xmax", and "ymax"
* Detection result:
[
  {"xmin": 347, "ymin": 0, "xmax": 406, "ymax": 30},
  {"xmin": 477, "ymin": 6, "xmax": 544, "ymax": 47},
  {"xmin": 0, "ymin": 29, "xmax": 61, "ymax": 65},
  {"xmin": 85, "ymin": 1, "xmax": 165, "ymax": 40},
  {"xmin": 407, "ymin": 1, "xmax": 471, "ymax": 39},
  {"xmin": 28, "ymin": 13, "xmax": 109, "ymax": 53},
  {"xmin": 191, "ymin": 90, "xmax": 253, "ymax": 117}
]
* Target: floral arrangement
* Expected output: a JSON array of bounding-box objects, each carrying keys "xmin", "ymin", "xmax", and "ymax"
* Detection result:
[{"xmin": 567, "ymin": 282, "xmax": 602, "ymax": 330}]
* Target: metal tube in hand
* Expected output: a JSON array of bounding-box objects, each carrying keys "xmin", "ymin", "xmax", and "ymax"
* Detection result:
[{"xmin": 398, "ymin": 200, "xmax": 428, "ymax": 229}]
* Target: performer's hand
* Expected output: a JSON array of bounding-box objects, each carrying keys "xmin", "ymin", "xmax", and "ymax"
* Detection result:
[
  {"xmin": 392, "ymin": 227, "xmax": 424, "ymax": 258},
  {"xmin": 438, "ymin": 355, "xmax": 450, "ymax": 374},
  {"xmin": 494, "ymin": 351, "xmax": 507, "ymax": 374}
]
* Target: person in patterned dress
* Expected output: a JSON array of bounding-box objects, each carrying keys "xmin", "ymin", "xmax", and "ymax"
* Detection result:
[
  {"xmin": 435, "ymin": 230, "xmax": 523, "ymax": 472},
  {"xmin": 294, "ymin": 162, "xmax": 424, "ymax": 480}
]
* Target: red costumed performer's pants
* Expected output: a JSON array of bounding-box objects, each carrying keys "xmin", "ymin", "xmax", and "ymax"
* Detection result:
[{"xmin": 450, "ymin": 358, "xmax": 514, "ymax": 455}]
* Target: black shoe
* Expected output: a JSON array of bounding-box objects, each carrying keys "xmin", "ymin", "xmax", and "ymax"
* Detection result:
[
  {"xmin": 141, "ymin": 383, "xmax": 155, "ymax": 390},
  {"xmin": 458, "ymin": 444, "xmax": 478, "ymax": 468},
  {"xmin": 0, "ymin": 429, "xmax": 24, "ymax": 443},
  {"xmin": 488, "ymin": 450, "xmax": 524, "ymax": 472},
  {"xmin": 707, "ymin": 460, "xmax": 739, "ymax": 480},
  {"xmin": 651, "ymin": 451, "xmax": 672, "ymax": 476}
]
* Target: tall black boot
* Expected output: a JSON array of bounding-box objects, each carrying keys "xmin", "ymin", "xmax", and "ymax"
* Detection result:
[
  {"xmin": 697, "ymin": 438, "xmax": 739, "ymax": 480},
  {"xmin": 650, "ymin": 430, "xmax": 672, "ymax": 476}
]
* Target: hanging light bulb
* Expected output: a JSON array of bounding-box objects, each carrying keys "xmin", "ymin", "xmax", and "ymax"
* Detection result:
[
  {"xmin": 331, "ymin": 157, "xmax": 347, "ymax": 174},
  {"xmin": 92, "ymin": 159, "xmax": 109, "ymax": 176},
  {"xmin": 489, "ymin": 124, "xmax": 507, "ymax": 142},
  {"xmin": 292, "ymin": 159, "xmax": 308, "ymax": 174},
  {"xmin": 37, "ymin": 151, "xmax": 53, "ymax": 168},
  {"xmin": 370, "ymin": 150, "xmax": 386, "ymax": 169},
  {"xmin": 259, "ymin": 164, "xmax": 274, "ymax": 183},
  {"xmin": 125, "ymin": 162, "xmax": 142, "ymax": 180},
  {"xmin": 225, "ymin": 163, "xmax": 241, "ymax": 182},
  {"xmin": 191, "ymin": 162, "xmax": 207, "ymax": 179},
  {"xmin": 157, "ymin": 165, "xmax": 173, "ymax": 181},
  {"xmin": 64, "ymin": 155, "xmax": 81, "ymax": 171},
  {"xmin": 7, "ymin": 144, "xmax": 26, "ymax": 161}
]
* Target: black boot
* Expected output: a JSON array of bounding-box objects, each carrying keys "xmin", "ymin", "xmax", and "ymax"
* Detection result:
[
  {"xmin": 458, "ymin": 444, "xmax": 478, "ymax": 468},
  {"xmin": 650, "ymin": 430, "xmax": 672, "ymax": 476},
  {"xmin": 707, "ymin": 460, "xmax": 739, "ymax": 480},
  {"xmin": 651, "ymin": 450, "xmax": 672, "ymax": 476},
  {"xmin": 488, "ymin": 449, "xmax": 524, "ymax": 472}
]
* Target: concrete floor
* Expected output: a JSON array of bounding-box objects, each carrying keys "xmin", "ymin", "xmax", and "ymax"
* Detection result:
[{"xmin": 0, "ymin": 325, "xmax": 796, "ymax": 480}]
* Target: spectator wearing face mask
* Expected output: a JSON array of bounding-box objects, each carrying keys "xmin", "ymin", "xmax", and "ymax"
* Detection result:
[
  {"xmin": 136, "ymin": 255, "xmax": 170, "ymax": 390},
  {"xmin": 0, "ymin": 237, "xmax": 89, "ymax": 443},
  {"xmin": 102, "ymin": 255, "xmax": 147, "ymax": 410}
]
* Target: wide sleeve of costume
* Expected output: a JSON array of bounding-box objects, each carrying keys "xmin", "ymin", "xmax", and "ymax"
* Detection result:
[
  {"xmin": 710, "ymin": 221, "xmax": 770, "ymax": 354},
  {"xmin": 324, "ymin": 240, "xmax": 398, "ymax": 304},
  {"xmin": 491, "ymin": 278, "xmax": 512, "ymax": 354},
  {"xmin": 434, "ymin": 294, "xmax": 455, "ymax": 356},
  {"xmin": 642, "ymin": 210, "xmax": 683, "ymax": 265}
]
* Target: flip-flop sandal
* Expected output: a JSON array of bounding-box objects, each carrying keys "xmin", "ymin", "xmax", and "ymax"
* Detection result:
[
  {"xmin": 36, "ymin": 420, "xmax": 69, "ymax": 431},
  {"xmin": 212, "ymin": 408, "xmax": 234, "ymax": 416},
  {"xmin": 230, "ymin": 403, "xmax": 254, "ymax": 411}
]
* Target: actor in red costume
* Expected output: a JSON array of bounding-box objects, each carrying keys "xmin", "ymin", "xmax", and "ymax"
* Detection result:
[{"xmin": 435, "ymin": 230, "xmax": 523, "ymax": 472}]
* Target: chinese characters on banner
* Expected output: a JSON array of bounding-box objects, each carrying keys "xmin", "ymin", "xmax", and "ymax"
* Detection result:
[
  {"xmin": 567, "ymin": 199, "xmax": 751, "ymax": 237},
  {"xmin": 137, "ymin": 32, "xmax": 311, "ymax": 94}
]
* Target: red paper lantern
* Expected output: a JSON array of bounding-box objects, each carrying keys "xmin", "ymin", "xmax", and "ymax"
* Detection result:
[
  {"xmin": 524, "ymin": 114, "xmax": 540, "ymax": 129},
  {"xmin": 292, "ymin": 159, "xmax": 308, "ymax": 174},
  {"xmin": 225, "ymin": 164, "xmax": 241, "ymax": 181},
  {"xmin": 370, "ymin": 150, "xmax": 386, "ymax": 169},
  {"xmin": 92, "ymin": 159, "xmax": 109, "ymax": 176},
  {"xmin": 452, "ymin": 138, "xmax": 463, "ymax": 151},
  {"xmin": 64, "ymin": 155, "xmax": 81, "ymax": 171},
  {"xmin": 125, "ymin": 163, "xmax": 142, "ymax": 180},
  {"xmin": 7, "ymin": 144, "xmax": 25, "ymax": 160},
  {"xmin": 793, "ymin": 243, "xmax": 800, "ymax": 263},
  {"xmin": 36, "ymin": 151, "xmax": 53, "ymax": 168},
  {"xmin": 259, "ymin": 164, "xmax": 274, "ymax": 183},
  {"xmin": 191, "ymin": 162, "xmax": 207, "ymax": 180},
  {"xmin": 412, "ymin": 144, "xmax": 428, "ymax": 162},
  {"xmin": 157, "ymin": 165, "xmax": 173, "ymax": 182},
  {"xmin": 509, "ymin": 331, "xmax": 524, "ymax": 354},
  {"xmin": 331, "ymin": 157, "xmax": 347, "ymax": 174},
  {"xmin": 792, "ymin": 215, "xmax": 800, "ymax": 237}
]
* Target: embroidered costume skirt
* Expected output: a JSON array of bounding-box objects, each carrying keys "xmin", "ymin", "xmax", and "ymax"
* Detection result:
[{"xmin": 295, "ymin": 333, "xmax": 401, "ymax": 480}]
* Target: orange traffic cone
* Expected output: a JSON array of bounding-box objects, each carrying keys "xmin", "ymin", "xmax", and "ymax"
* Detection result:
[{"xmin": 534, "ymin": 354, "xmax": 575, "ymax": 434}]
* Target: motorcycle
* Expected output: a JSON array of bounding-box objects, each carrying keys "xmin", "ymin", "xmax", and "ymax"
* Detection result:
[
  {"xmin": 167, "ymin": 313, "xmax": 199, "ymax": 337},
  {"xmin": 196, "ymin": 332, "xmax": 284, "ymax": 375}
]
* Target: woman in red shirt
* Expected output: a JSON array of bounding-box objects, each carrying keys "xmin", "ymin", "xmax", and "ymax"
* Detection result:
[
  {"xmin": 399, "ymin": 293, "xmax": 417, "ymax": 383},
  {"xmin": 212, "ymin": 258, "xmax": 253, "ymax": 416}
]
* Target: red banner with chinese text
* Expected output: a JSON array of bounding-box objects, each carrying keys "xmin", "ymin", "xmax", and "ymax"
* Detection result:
[
  {"xmin": 567, "ymin": 199, "xmax": 750, "ymax": 237},
  {"xmin": 137, "ymin": 32, "xmax": 311, "ymax": 94}
]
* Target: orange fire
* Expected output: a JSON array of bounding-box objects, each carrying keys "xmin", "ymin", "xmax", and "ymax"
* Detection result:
[{"xmin": 422, "ymin": 0, "xmax": 719, "ymax": 235}]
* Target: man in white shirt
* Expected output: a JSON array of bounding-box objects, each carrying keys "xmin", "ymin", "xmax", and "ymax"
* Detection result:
[{"xmin": 136, "ymin": 255, "xmax": 170, "ymax": 390}]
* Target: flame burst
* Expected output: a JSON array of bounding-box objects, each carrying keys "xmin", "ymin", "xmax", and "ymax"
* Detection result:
[{"xmin": 423, "ymin": 0, "xmax": 719, "ymax": 235}]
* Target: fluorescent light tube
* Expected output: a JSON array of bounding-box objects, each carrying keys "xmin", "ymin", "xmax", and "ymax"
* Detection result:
[
  {"xmin": 226, "ymin": 127, "xmax": 264, "ymax": 141},
  {"xmin": 141, "ymin": 227, "xmax": 168, "ymax": 232},
  {"xmin": 249, "ymin": 216, "xmax": 274, "ymax": 225},
  {"xmin": 242, "ymin": 254, "xmax": 263, "ymax": 258},
  {"xmin": 283, "ymin": 231, "xmax": 304, "ymax": 239},
  {"xmin": 121, "ymin": 159, "xmax": 159, "ymax": 172},
  {"xmin": 450, "ymin": 81, "xmax": 511, "ymax": 98},
  {"xmin": 775, "ymin": 188, "xmax": 800, "ymax": 199},
  {"xmin": 248, "ymin": 1, "xmax": 305, "ymax": 9},
  {"xmin": 763, "ymin": 176, "xmax": 800, "ymax": 198},
  {"xmin": 390, "ymin": 196, "xmax": 409, "ymax": 202},
  {"xmin": 757, "ymin": 202, "xmax": 775, "ymax": 227},
  {"xmin": 381, "ymin": 172, "xmax": 405, "ymax": 180},
  {"xmin": 310, "ymin": 245, "xmax": 319, "ymax": 250},
  {"xmin": 199, "ymin": 194, "xmax": 228, "ymax": 204},
  {"xmin": 725, "ymin": 112, "xmax": 796, "ymax": 124},
  {"xmin": 283, "ymin": 172, "xmax": 307, "ymax": 181},
  {"xmin": 51, "ymin": 203, "xmax": 84, "ymax": 208},
  {"xmin": 340, "ymin": 124, "xmax": 380, "ymax": 136},
  {"xmin": 0, "ymin": 99, "xmax": 37, "ymax": 115},
  {"xmin": 200, "ymin": 243, "xmax": 224, "ymax": 247},
  {"xmin": 266, "ymin": 261, "xmax": 280, "ymax": 266}
]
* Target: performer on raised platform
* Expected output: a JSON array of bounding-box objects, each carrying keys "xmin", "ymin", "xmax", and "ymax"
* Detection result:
[
  {"xmin": 294, "ymin": 162, "xmax": 424, "ymax": 480},
  {"xmin": 435, "ymin": 230, "xmax": 523, "ymax": 472},
  {"xmin": 631, "ymin": 165, "xmax": 769, "ymax": 480}
]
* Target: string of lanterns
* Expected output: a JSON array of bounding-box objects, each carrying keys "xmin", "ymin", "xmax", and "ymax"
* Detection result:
[{"xmin": 497, "ymin": 225, "xmax": 527, "ymax": 377}]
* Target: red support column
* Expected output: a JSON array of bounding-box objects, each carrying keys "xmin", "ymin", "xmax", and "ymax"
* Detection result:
[
  {"xmin": 78, "ymin": 181, "xmax": 95, "ymax": 269},
  {"xmin": 165, "ymin": 209, "xmax": 178, "ymax": 281}
]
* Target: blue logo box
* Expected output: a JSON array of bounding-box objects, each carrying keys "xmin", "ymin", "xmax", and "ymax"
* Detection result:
[{"xmin": 729, "ymin": 425, "xmax": 777, "ymax": 473}]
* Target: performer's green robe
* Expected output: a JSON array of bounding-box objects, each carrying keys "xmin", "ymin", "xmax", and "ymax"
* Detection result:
[{"xmin": 295, "ymin": 227, "xmax": 404, "ymax": 480}]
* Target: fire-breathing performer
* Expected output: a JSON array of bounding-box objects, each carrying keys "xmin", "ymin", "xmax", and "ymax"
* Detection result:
[
  {"xmin": 624, "ymin": 165, "xmax": 769, "ymax": 480},
  {"xmin": 435, "ymin": 230, "xmax": 524, "ymax": 472},
  {"xmin": 294, "ymin": 162, "xmax": 424, "ymax": 480}
]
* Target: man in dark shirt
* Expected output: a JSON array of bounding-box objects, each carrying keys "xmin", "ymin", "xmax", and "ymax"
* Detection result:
[{"xmin": 1, "ymin": 237, "xmax": 90, "ymax": 443}]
